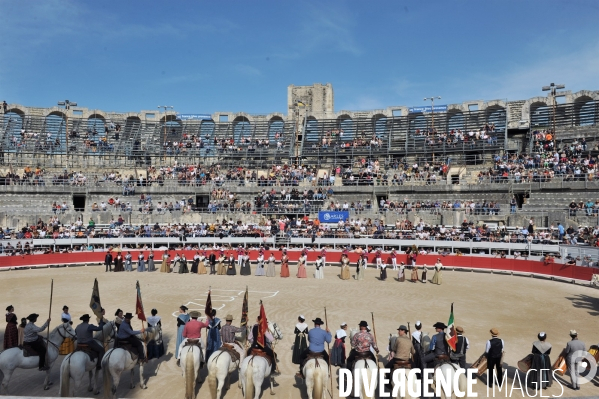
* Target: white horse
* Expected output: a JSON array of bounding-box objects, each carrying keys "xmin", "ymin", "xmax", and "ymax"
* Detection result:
[
  {"xmin": 353, "ymin": 358, "xmax": 378, "ymax": 399},
  {"xmin": 386, "ymin": 334, "xmax": 419, "ymax": 399},
  {"xmin": 101, "ymin": 326, "xmax": 159, "ymax": 399},
  {"xmin": 180, "ymin": 341, "xmax": 204, "ymax": 399},
  {"xmin": 59, "ymin": 320, "xmax": 117, "ymax": 397},
  {"xmin": 430, "ymin": 363, "xmax": 467, "ymax": 399},
  {"xmin": 207, "ymin": 341, "xmax": 246, "ymax": 399},
  {"xmin": 0, "ymin": 321, "xmax": 76, "ymax": 394},
  {"xmin": 303, "ymin": 357, "xmax": 328, "ymax": 399},
  {"xmin": 239, "ymin": 321, "xmax": 283, "ymax": 399}
]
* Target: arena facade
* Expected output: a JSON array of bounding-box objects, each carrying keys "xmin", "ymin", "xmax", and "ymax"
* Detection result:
[{"xmin": 1, "ymin": 84, "xmax": 599, "ymax": 399}]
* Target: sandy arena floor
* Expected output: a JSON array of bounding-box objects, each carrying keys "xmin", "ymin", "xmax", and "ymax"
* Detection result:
[{"xmin": 0, "ymin": 264, "xmax": 598, "ymax": 398}]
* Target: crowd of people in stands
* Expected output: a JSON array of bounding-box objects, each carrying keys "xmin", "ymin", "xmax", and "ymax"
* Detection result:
[
  {"xmin": 162, "ymin": 130, "xmax": 287, "ymax": 155},
  {"xmin": 416, "ymin": 123, "xmax": 500, "ymax": 148}
]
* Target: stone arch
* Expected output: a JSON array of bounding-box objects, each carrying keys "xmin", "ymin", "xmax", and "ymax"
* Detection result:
[
  {"xmin": 486, "ymin": 105, "xmax": 506, "ymax": 131},
  {"xmin": 574, "ymin": 95, "xmax": 596, "ymax": 126},
  {"xmin": 2, "ymin": 110, "xmax": 24, "ymax": 145},
  {"xmin": 337, "ymin": 114, "xmax": 355, "ymax": 141},
  {"xmin": 87, "ymin": 114, "xmax": 106, "ymax": 135},
  {"xmin": 268, "ymin": 116, "xmax": 284, "ymax": 142},
  {"xmin": 408, "ymin": 113, "xmax": 427, "ymax": 135},
  {"xmin": 372, "ymin": 114, "xmax": 388, "ymax": 139},
  {"xmin": 529, "ymin": 101, "xmax": 550, "ymax": 128},
  {"xmin": 45, "ymin": 111, "xmax": 67, "ymax": 148},
  {"xmin": 200, "ymin": 119, "xmax": 215, "ymax": 139},
  {"xmin": 305, "ymin": 116, "xmax": 320, "ymax": 143},
  {"xmin": 233, "ymin": 116, "xmax": 251, "ymax": 142},
  {"xmin": 6, "ymin": 108, "xmax": 25, "ymax": 118},
  {"xmin": 447, "ymin": 110, "xmax": 464, "ymax": 131}
]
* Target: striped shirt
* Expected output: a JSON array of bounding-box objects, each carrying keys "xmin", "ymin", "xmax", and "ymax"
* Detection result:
[
  {"xmin": 23, "ymin": 320, "xmax": 49, "ymax": 342},
  {"xmin": 220, "ymin": 324, "xmax": 245, "ymax": 343}
]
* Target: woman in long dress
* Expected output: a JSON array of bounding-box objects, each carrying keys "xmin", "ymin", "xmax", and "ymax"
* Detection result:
[
  {"xmin": 292, "ymin": 316, "xmax": 309, "ymax": 366},
  {"xmin": 146, "ymin": 309, "xmax": 164, "ymax": 360},
  {"xmin": 147, "ymin": 250, "xmax": 155, "ymax": 272},
  {"xmin": 175, "ymin": 306, "xmax": 189, "ymax": 359},
  {"xmin": 410, "ymin": 264, "xmax": 419, "ymax": 282},
  {"xmin": 124, "ymin": 252, "xmax": 133, "ymax": 272},
  {"xmin": 398, "ymin": 262, "xmax": 405, "ymax": 282},
  {"xmin": 137, "ymin": 252, "xmax": 145, "ymax": 272},
  {"xmin": 227, "ymin": 253, "xmax": 237, "ymax": 275},
  {"xmin": 331, "ymin": 324, "xmax": 348, "ymax": 367},
  {"xmin": 529, "ymin": 332, "xmax": 552, "ymax": 389},
  {"xmin": 240, "ymin": 254, "xmax": 251, "ymax": 275},
  {"xmin": 197, "ymin": 252, "xmax": 208, "ymax": 274},
  {"xmin": 160, "ymin": 252, "xmax": 170, "ymax": 273},
  {"xmin": 266, "ymin": 253, "xmax": 276, "ymax": 277},
  {"xmin": 296, "ymin": 254, "xmax": 307, "ymax": 278},
  {"xmin": 179, "ymin": 255, "xmax": 189, "ymax": 274},
  {"xmin": 340, "ymin": 255, "xmax": 351, "ymax": 280},
  {"xmin": 217, "ymin": 254, "xmax": 227, "ymax": 275},
  {"xmin": 114, "ymin": 254, "xmax": 124, "ymax": 272},
  {"xmin": 431, "ymin": 259, "xmax": 442, "ymax": 285},
  {"xmin": 190, "ymin": 252, "xmax": 200, "ymax": 273},
  {"xmin": 172, "ymin": 254, "xmax": 181, "ymax": 273},
  {"xmin": 379, "ymin": 262, "xmax": 388, "ymax": 281},
  {"xmin": 314, "ymin": 256, "xmax": 324, "ymax": 279},
  {"xmin": 421, "ymin": 264, "xmax": 427, "ymax": 283},
  {"xmin": 4, "ymin": 305, "xmax": 18, "ymax": 350},
  {"xmin": 280, "ymin": 250, "xmax": 290, "ymax": 277},
  {"xmin": 356, "ymin": 255, "xmax": 365, "ymax": 280},
  {"xmin": 255, "ymin": 253, "xmax": 266, "ymax": 276}
]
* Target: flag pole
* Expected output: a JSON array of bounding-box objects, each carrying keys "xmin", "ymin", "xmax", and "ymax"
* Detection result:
[
  {"xmin": 47, "ymin": 279, "xmax": 54, "ymax": 345},
  {"xmin": 324, "ymin": 306, "xmax": 334, "ymax": 398},
  {"xmin": 370, "ymin": 312, "xmax": 382, "ymax": 369}
]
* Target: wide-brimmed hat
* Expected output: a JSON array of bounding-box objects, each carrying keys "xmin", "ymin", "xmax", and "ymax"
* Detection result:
[
  {"xmin": 433, "ymin": 322, "xmax": 447, "ymax": 329},
  {"xmin": 124, "ymin": 312, "xmax": 134, "ymax": 319},
  {"xmin": 490, "ymin": 328, "xmax": 499, "ymax": 336},
  {"xmin": 312, "ymin": 317, "xmax": 324, "ymax": 325},
  {"xmin": 397, "ymin": 325, "xmax": 408, "ymax": 331},
  {"xmin": 189, "ymin": 311, "xmax": 200, "ymax": 318},
  {"xmin": 359, "ymin": 320, "xmax": 368, "ymax": 328},
  {"xmin": 27, "ymin": 313, "xmax": 39, "ymax": 321},
  {"xmin": 80, "ymin": 314, "xmax": 91, "ymax": 321},
  {"xmin": 225, "ymin": 314, "xmax": 234, "ymax": 321},
  {"xmin": 569, "ymin": 329, "xmax": 577, "ymax": 336},
  {"xmin": 456, "ymin": 326, "xmax": 464, "ymax": 334}
]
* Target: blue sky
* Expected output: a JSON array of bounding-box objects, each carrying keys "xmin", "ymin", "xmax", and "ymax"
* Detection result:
[{"xmin": 0, "ymin": 0, "xmax": 597, "ymax": 115}]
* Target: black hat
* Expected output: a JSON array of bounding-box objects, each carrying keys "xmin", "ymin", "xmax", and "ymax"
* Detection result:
[
  {"xmin": 312, "ymin": 317, "xmax": 324, "ymax": 325},
  {"xmin": 62, "ymin": 305, "xmax": 69, "ymax": 310},
  {"xmin": 27, "ymin": 313, "xmax": 39, "ymax": 321},
  {"xmin": 180, "ymin": 305, "xmax": 188, "ymax": 311},
  {"xmin": 79, "ymin": 314, "xmax": 91, "ymax": 321},
  {"xmin": 359, "ymin": 320, "xmax": 368, "ymax": 328},
  {"xmin": 124, "ymin": 312, "xmax": 134, "ymax": 319},
  {"xmin": 114, "ymin": 308, "xmax": 123, "ymax": 316},
  {"xmin": 433, "ymin": 322, "xmax": 447, "ymax": 329},
  {"xmin": 397, "ymin": 325, "xmax": 408, "ymax": 331},
  {"xmin": 6, "ymin": 305, "xmax": 13, "ymax": 311}
]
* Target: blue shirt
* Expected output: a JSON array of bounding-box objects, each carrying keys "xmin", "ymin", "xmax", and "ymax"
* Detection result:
[
  {"xmin": 308, "ymin": 326, "xmax": 332, "ymax": 352},
  {"xmin": 117, "ymin": 320, "xmax": 141, "ymax": 339}
]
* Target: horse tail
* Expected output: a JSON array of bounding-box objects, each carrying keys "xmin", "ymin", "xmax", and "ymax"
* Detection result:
[
  {"xmin": 184, "ymin": 349, "xmax": 195, "ymax": 399},
  {"xmin": 102, "ymin": 351, "xmax": 112, "ymax": 399},
  {"xmin": 207, "ymin": 355, "xmax": 217, "ymax": 399},
  {"xmin": 313, "ymin": 364, "xmax": 323, "ymax": 399},
  {"xmin": 245, "ymin": 358, "xmax": 254, "ymax": 399},
  {"xmin": 59, "ymin": 354, "xmax": 71, "ymax": 397}
]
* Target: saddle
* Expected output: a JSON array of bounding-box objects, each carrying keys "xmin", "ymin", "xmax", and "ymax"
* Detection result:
[
  {"xmin": 183, "ymin": 339, "xmax": 201, "ymax": 348},
  {"xmin": 250, "ymin": 348, "xmax": 272, "ymax": 366},
  {"xmin": 435, "ymin": 354, "xmax": 450, "ymax": 363},
  {"xmin": 115, "ymin": 339, "xmax": 139, "ymax": 361},
  {"xmin": 350, "ymin": 351, "xmax": 376, "ymax": 370},
  {"xmin": 20, "ymin": 342, "xmax": 41, "ymax": 358},
  {"xmin": 301, "ymin": 351, "xmax": 326, "ymax": 370},
  {"xmin": 220, "ymin": 343, "xmax": 241, "ymax": 363},
  {"xmin": 74, "ymin": 343, "xmax": 98, "ymax": 362},
  {"xmin": 389, "ymin": 358, "xmax": 412, "ymax": 370}
]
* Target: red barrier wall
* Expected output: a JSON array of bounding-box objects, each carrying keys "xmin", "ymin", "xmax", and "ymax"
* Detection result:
[{"xmin": 1, "ymin": 249, "xmax": 596, "ymax": 281}]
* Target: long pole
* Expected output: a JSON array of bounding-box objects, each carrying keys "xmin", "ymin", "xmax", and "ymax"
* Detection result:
[
  {"xmin": 47, "ymin": 279, "xmax": 54, "ymax": 345},
  {"xmin": 370, "ymin": 312, "xmax": 382, "ymax": 368},
  {"xmin": 324, "ymin": 306, "xmax": 334, "ymax": 398}
]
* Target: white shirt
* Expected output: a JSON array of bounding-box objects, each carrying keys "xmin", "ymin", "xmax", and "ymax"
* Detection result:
[
  {"xmin": 61, "ymin": 312, "xmax": 71, "ymax": 321},
  {"xmin": 336, "ymin": 328, "xmax": 347, "ymax": 339}
]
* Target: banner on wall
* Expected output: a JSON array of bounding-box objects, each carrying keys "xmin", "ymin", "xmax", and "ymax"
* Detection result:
[
  {"xmin": 408, "ymin": 105, "xmax": 447, "ymax": 113},
  {"xmin": 318, "ymin": 211, "xmax": 349, "ymax": 223},
  {"xmin": 176, "ymin": 113, "xmax": 212, "ymax": 120}
]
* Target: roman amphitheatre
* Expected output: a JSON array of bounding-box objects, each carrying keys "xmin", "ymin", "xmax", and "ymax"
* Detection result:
[{"xmin": 1, "ymin": 84, "xmax": 599, "ymax": 398}]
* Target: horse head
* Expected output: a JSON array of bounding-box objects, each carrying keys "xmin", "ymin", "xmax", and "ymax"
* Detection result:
[{"xmin": 53, "ymin": 321, "xmax": 77, "ymax": 344}]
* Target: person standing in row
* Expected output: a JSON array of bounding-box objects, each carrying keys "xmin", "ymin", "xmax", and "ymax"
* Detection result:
[
  {"xmin": 340, "ymin": 254, "xmax": 351, "ymax": 280},
  {"xmin": 565, "ymin": 330, "xmax": 586, "ymax": 391},
  {"xmin": 431, "ymin": 258, "xmax": 442, "ymax": 285},
  {"xmin": 297, "ymin": 253, "xmax": 307, "ymax": 278},
  {"xmin": 137, "ymin": 252, "xmax": 145, "ymax": 272},
  {"xmin": 198, "ymin": 251, "xmax": 208, "ymax": 274},
  {"xmin": 266, "ymin": 253, "xmax": 276, "ymax": 277},
  {"xmin": 124, "ymin": 251, "xmax": 133, "ymax": 272},
  {"xmin": 240, "ymin": 252, "xmax": 251, "ymax": 275},
  {"xmin": 59, "ymin": 306, "xmax": 74, "ymax": 355},
  {"xmin": 485, "ymin": 328, "xmax": 504, "ymax": 388},
  {"xmin": 280, "ymin": 249, "xmax": 290, "ymax": 277},
  {"xmin": 227, "ymin": 253, "xmax": 237, "ymax": 275},
  {"xmin": 314, "ymin": 256, "xmax": 324, "ymax": 279},
  {"xmin": 379, "ymin": 261, "xmax": 388, "ymax": 281},
  {"xmin": 292, "ymin": 315, "xmax": 309, "ymax": 366},
  {"xmin": 104, "ymin": 251, "xmax": 113, "ymax": 272},
  {"xmin": 147, "ymin": 250, "xmax": 155, "ymax": 272},
  {"xmin": 391, "ymin": 249, "xmax": 398, "ymax": 270},
  {"xmin": 160, "ymin": 251, "xmax": 170, "ymax": 273},
  {"xmin": 114, "ymin": 252, "xmax": 124, "ymax": 272},
  {"xmin": 4, "ymin": 305, "xmax": 18, "ymax": 350},
  {"xmin": 410, "ymin": 264, "xmax": 419, "ymax": 282},
  {"xmin": 421, "ymin": 264, "xmax": 428, "ymax": 283},
  {"xmin": 255, "ymin": 252, "xmax": 266, "ymax": 276},
  {"xmin": 529, "ymin": 332, "xmax": 552, "ymax": 390},
  {"xmin": 209, "ymin": 251, "xmax": 217, "ymax": 274},
  {"xmin": 398, "ymin": 262, "xmax": 405, "ymax": 282}
]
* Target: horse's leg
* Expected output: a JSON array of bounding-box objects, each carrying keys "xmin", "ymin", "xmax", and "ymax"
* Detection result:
[
  {"xmin": 43, "ymin": 367, "xmax": 52, "ymax": 390},
  {"xmin": 1, "ymin": 369, "xmax": 14, "ymax": 395},
  {"xmin": 139, "ymin": 363, "xmax": 146, "ymax": 389},
  {"xmin": 93, "ymin": 369, "xmax": 100, "ymax": 395},
  {"xmin": 269, "ymin": 375, "xmax": 275, "ymax": 396},
  {"xmin": 87, "ymin": 369, "xmax": 94, "ymax": 392},
  {"xmin": 130, "ymin": 368, "xmax": 136, "ymax": 389}
]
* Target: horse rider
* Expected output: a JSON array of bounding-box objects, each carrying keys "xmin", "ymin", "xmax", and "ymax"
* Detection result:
[
  {"xmin": 75, "ymin": 313, "xmax": 106, "ymax": 370},
  {"xmin": 450, "ymin": 326, "xmax": 469, "ymax": 368},
  {"xmin": 177, "ymin": 310, "xmax": 209, "ymax": 367},
  {"xmin": 116, "ymin": 312, "xmax": 146, "ymax": 363},
  {"xmin": 346, "ymin": 320, "xmax": 379, "ymax": 369},
  {"xmin": 296, "ymin": 317, "xmax": 332, "ymax": 378},
  {"xmin": 23, "ymin": 313, "xmax": 51, "ymax": 371},
  {"xmin": 386, "ymin": 325, "xmax": 414, "ymax": 369},
  {"xmin": 220, "ymin": 314, "xmax": 246, "ymax": 359},
  {"xmin": 564, "ymin": 329, "xmax": 586, "ymax": 391},
  {"xmin": 247, "ymin": 315, "xmax": 278, "ymax": 375},
  {"xmin": 423, "ymin": 322, "xmax": 449, "ymax": 368}
]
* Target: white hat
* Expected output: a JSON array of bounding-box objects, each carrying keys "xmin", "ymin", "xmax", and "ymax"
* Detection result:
[
  {"xmin": 415, "ymin": 321, "xmax": 422, "ymax": 327},
  {"xmin": 299, "ymin": 315, "xmax": 305, "ymax": 320},
  {"xmin": 569, "ymin": 329, "xmax": 577, "ymax": 336},
  {"xmin": 341, "ymin": 322, "xmax": 347, "ymax": 327}
]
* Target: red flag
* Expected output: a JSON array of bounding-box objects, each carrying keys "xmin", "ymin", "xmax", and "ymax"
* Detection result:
[
  {"xmin": 446, "ymin": 303, "xmax": 457, "ymax": 351},
  {"xmin": 240, "ymin": 286, "xmax": 249, "ymax": 328},
  {"xmin": 135, "ymin": 281, "xmax": 146, "ymax": 321},
  {"xmin": 257, "ymin": 302, "xmax": 268, "ymax": 348},
  {"xmin": 205, "ymin": 289, "xmax": 213, "ymax": 317}
]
